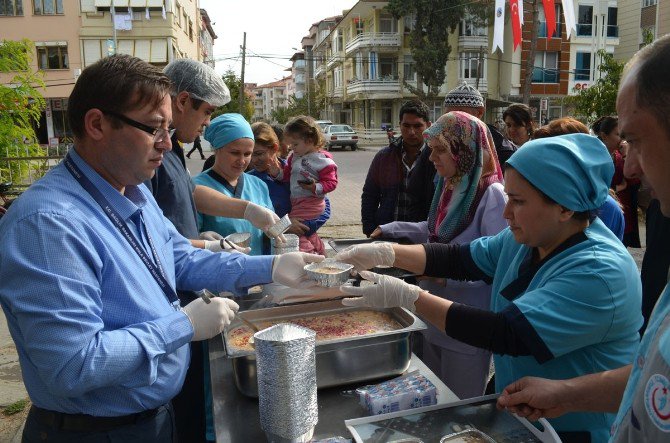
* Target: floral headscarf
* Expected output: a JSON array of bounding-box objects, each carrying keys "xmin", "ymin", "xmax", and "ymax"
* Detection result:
[{"xmin": 424, "ymin": 111, "xmax": 504, "ymax": 244}]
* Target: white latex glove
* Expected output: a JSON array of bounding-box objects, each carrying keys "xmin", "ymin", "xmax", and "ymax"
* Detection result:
[
  {"xmin": 334, "ymin": 242, "xmax": 395, "ymax": 272},
  {"xmin": 182, "ymin": 297, "xmax": 239, "ymax": 341},
  {"xmin": 204, "ymin": 239, "xmax": 251, "ymax": 254},
  {"xmin": 244, "ymin": 202, "xmax": 279, "ymax": 232},
  {"xmin": 272, "ymin": 252, "xmax": 325, "ymax": 289},
  {"xmin": 340, "ymin": 271, "xmax": 421, "ymax": 312},
  {"xmin": 200, "ymin": 231, "xmax": 224, "ymax": 241}
]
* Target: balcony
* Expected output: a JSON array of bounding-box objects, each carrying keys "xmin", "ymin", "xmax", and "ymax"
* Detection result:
[
  {"xmin": 346, "ymin": 78, "xmax": 401, "ymax": 97},
  {"xmin": 332, "ymin": 85, "xmax": 343, "ymax": 98},
  {"xmin": 327, "ymin": 52, "xmax": 341, "ymax": 69},
  {"xmin": 458, "ymin": 34, "xmax": 487, "ymax": 49},
  {"xmin": 345, "ymin": 32, "xmax": 401, "ymax": 54},
  {"xmin": 314, "ymin": 63, "xmax": 326, "ymax": 78}
]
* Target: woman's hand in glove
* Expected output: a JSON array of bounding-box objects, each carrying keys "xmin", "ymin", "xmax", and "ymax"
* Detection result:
[
  {"xmin": 340, "ymin": 271, "xmax": 420, "ymax": 312},
  {"xmin": 334, "ymin": 242, "xmax": 395, "ymax": 272}
]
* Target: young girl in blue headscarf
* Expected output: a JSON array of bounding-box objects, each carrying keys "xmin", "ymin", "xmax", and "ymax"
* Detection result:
[{"xmin": 370, "ymin": 111, "xmax": 507, "ymax": 399}]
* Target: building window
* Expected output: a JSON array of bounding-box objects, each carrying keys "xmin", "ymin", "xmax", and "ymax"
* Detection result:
[
  {"xmin": 0, "ymin": 0, "xmax": 23, "ymax": 15},
  {"xmin": 379, "ymin": 13, "xmax": 397, "ymax": 33},
  {"xmin": 459, "ymin": 19, "xmax": 487, "ymax": 37},
  {"xmin": 538, "ymin": 4, "xmax": 562, "ymax": 38},
  {"xmin": 575, "ymin": 51, "xmax": 591, "ymax": 80},
  {"xmin": 188, "ymin": 20, "xmax": 193, "ymax": 40},
  {"xmin": 577, "ymin": 5, "xmax": 593, "ymax": 36},
  {"xmin": 33, "ymin": 0, "xmax": 62, "ymax": 14},
  {"xmin": 403, "ymin": 55, "xmax": 416, "ymax": 81},
  {"xmin": 354, "ymin": 17, "xmax": 364, "ymax": 35},
  {"xmin": 381, "ymin": 100, "xmax": 393, "ymax": 127},
  {"xmin": 607, "ymin": 7, "xmax": 618, "ymax": 37},
  {"xmin": 642, "ymin": 0, "xmax": 657, "ymax": 7},
  {"xmin": 460, "ymin": 51, "xmax": 483, "ymax": 79},
  {"xmin": 403, "ymin": 13, "xmax": 415, "ymax": 34},
  {"xmin": 532, "ymin": 51, "xmax": 559, "ymax": 83},
  {"xmin": 37, "ymin": 45, "xmax": 68, "ymax": 70},
  {"xmin": 379, "ymin": 56, "xmax": 397, "ymax": 79}
]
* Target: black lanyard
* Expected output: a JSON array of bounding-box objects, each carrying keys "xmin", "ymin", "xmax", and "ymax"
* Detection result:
[{"xmin": 64, "ymin": 154, "xmax": 180, "ymax": 307}]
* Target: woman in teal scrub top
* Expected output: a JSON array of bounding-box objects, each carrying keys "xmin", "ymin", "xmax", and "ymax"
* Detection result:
[{"xmin": 336, "ymin": 134, "xmax": 643, "ymax": 443}]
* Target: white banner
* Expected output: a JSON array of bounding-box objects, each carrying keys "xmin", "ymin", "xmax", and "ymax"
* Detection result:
[
  {"xmin": 519, "ymin": 0, "xmax": 524, "ymax": 25},
  {"xmin": 563, "ymin": 0, "xmax": 577, "ymax": 39},
  {"xmin": 492, "ymin": 0, "xmax": 505, "ymax": 53}
]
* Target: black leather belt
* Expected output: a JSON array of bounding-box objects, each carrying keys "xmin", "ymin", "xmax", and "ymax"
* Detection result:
[{"xmin": 29, "ymin": 404, "xmax": 165, "ymax": 433}]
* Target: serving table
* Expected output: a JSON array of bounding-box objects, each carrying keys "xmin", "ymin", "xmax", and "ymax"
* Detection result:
[{"xmin": 209, "ymin": 332, "xmax": 458, "ymax": 442}]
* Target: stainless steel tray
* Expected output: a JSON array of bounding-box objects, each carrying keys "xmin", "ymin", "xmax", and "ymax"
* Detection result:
[
  {"xmin": 345, "ymin": 394, "xmax": 561, "ymax": 443},
  {"xmin": 222, "ymin": 300, "xmax": 427, "ymax": 397}
]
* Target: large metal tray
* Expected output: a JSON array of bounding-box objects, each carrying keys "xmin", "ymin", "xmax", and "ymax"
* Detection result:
[
  {"xmin": 345, "ymin": 394, "xmax": 561, "ymax": 443},
  {"xmin": 328, "ymin": 238, "xmax": 416, "ymax": 280},
  {"xmin": 222, "ymin": 300, "xmax": 427, "ymax": 397}
]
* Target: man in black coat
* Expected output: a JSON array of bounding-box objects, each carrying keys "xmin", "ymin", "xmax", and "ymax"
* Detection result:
[{"xmin": 361, "ymin": 100, "xmax": 436, "ymax": 237}]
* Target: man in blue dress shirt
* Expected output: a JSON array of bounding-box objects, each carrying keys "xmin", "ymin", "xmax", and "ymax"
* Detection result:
[{"xmin": 0, "ymin": 55, "xmax": 322, "ymax": 443}]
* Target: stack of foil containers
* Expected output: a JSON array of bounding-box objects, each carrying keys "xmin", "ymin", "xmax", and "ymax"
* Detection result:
[
  {"xmin": 272, "ymin": 233, "xmax": 299, "ymax": 255},
  {"xmin": 255, "ymin": 323, "xmax": 318, "ymax": 442}
]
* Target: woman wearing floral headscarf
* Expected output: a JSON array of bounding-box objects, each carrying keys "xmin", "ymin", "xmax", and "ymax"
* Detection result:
[{"xmin": 370, "ymin": 111, "xmax": 508, "ymax": 398}]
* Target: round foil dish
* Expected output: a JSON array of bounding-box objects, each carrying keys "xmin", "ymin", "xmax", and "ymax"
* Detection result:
[
  {"xmin": 304, "ymin": 261, "xmax": 353, "ymax": 287},
  {"xmin": 267, "ymin": 214, "xmax": 292, "ymax": 238},
  {"xmin": 225, "ymin": 232, "xmax": 251, "ymax": 248}
]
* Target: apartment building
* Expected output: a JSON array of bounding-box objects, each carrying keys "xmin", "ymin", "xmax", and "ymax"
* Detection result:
[
  {"xmin": 289, "ymin": 51, "xmax": 306, "ymax": 100},
  {"xmin": 1, "ymin": 0, "xmax": 206, "ymax": 144},
  {"xmin": 308, "ymin": 0, "xmax": 622, "ymax": 129},
  {"xmin": 200, "ymin": 7, "xmax": 216, "ymax": 68},
  {"xmin": 252, "ymin": 77, "xmax": 289, "ymax": 122},
  {"xmin": 616, "ymin": 0, "xmax": 669, "ymax": 61}
]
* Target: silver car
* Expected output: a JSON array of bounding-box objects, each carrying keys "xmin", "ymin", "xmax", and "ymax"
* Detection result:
[{"xmin": 323, "ymin": 124, "xmax": 358, "ymax": 151}]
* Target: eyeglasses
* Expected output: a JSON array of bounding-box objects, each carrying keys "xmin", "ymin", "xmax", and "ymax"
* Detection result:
[{"xmin": 102, "ymin": 110, "xmax": 170, "ymax": 144}]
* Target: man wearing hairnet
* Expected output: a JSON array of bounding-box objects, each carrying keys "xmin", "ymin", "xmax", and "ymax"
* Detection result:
[{"xmin": 144, "ymin": 59, "xmax": 283, "ymax": 441}]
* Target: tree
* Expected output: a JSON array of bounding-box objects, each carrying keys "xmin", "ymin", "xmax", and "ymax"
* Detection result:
[
  {"xmin": 212, "ymin": 69, "xmax": 253, "ymax": 120},
  {"xmin": 563, "ymin": 50, "xmax": 624, "ymax": 123},
  {"xmin": 0, "ymin": 39, "xmax": 46, "ymax": 186},
  {"xmin": 386, "ymin": 0, "xmax": 490, "ymax": 100}
]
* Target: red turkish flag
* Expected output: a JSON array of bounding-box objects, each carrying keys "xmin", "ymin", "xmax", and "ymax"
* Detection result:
[
  {"xmin": 510, "ymin": 0, "xmax": 522, "ymax": 50},
  {"xmin": 542, "ymin": 0, "xmax": 556, "ymax": 38}
]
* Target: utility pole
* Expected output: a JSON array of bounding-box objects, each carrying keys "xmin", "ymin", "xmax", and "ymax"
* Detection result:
[
  {"xmin": 476, "ymin": 45, "xmax": 484, "ymax": 90},
  {"xmin": 239, "ymin": 32, "xmax": 246, "ymax": 113},
  {"xmin": 111, "ymin": 0, "xmax": 117, "ymax": 55}
]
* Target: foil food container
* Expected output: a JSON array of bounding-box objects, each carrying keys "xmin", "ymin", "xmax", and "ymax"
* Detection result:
[
  {"xmin": 225, "ymin": 232, "xmax": 251, "ymax": 248},
  {"xmin": 256, "ymin": 324, "xmax": 318, "ymax": 442},
  {"xmin": 267, "ymin": 214, "xmax": 292, "ymax": 238},
  {"xmin": 223, "ymin": 300, "xmax": 428, "ymax": 397},
  {"xmin": 304, "ymin": 261, "xmax": 354, "ymax": 287},
  {"xmin": 440, "ymin": 429, "xmax": 496, "ymax": 443},
  {"xmin": 272, "ymin": 233, "xmax": 299, "ymax": 255}
]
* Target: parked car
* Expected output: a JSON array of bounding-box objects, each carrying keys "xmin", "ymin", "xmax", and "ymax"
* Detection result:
[
  {"xmin": 315, "ymin": 120, "xmax": 333, "ymax": 131},
  {"xmin": 323, "ymin": 124, "xmax": 358, "ymax": 151}
]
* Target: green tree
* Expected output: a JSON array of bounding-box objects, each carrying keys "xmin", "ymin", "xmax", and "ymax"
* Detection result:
[
  {"xmin": 386, "ymin": 0, "xmax": 490, "ymax": 100},
  {"xmin": 563, "ymin": 50, "xmax": 625, "ymax": 123},
  {"xmin": 0, "ymin": 39, "xmax": 46, "ymax": 186},
  {"xmin": 212, "ymin": 69, "xmax": 253, "ymax": 120}
]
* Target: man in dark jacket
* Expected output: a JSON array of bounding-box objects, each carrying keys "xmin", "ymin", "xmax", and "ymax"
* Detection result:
[
  {"xmin": 443, "ymin": 81, "xmax": 516, "ymax": 167},
  {"xmin": 361, "ymin": 100, "xmax": 435, "ymax": 237}
]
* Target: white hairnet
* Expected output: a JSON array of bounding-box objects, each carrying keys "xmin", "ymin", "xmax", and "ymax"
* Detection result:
[{"xmin": 163, "ymin": 59, "xmax": 231, "ymax": 107}]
